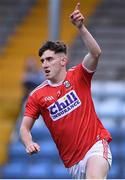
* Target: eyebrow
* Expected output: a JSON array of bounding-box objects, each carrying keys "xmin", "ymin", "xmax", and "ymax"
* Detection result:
[
  {"xmin": 40, "ymin": 56, "xmax": 53, "ymax": 60},
  {"xmin": 40, "ymin": 56, "xmax": 54, "ymax": 63}
]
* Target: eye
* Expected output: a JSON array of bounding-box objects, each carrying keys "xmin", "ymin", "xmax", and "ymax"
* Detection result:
[
  {"xmin": 46, "ymin": 57, "xmax": 53, "ymax": 62},
  {"xmin": 40, "ymin": 57, "xmax": 54, "ymax": 64},
  {"xmin": 40, "ymin": 59, "xmax": 44, "ymax": 63}
]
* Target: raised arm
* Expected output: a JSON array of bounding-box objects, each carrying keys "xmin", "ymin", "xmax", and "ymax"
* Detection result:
[
  {"xmin": 70, "ymin": 3, "xmax": 101, "ymax": 71},
  {"xmin": 20, "ymin": 116, "xmax": 40, "ymax": 154}
]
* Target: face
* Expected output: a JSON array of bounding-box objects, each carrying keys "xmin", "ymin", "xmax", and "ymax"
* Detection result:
[{"xmin": 40, "ymin": 50, "xmax": 67, "ymax": 83}]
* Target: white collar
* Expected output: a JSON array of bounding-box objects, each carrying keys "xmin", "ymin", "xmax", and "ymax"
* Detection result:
[{"xmin": 47, "ymin": 80, "xmax": 63, "ymax": 87}]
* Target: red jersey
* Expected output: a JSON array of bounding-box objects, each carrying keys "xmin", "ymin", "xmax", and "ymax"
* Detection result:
[{"xmin": 24, "ymin": 64, "xmax": 112, "ymax": 167}]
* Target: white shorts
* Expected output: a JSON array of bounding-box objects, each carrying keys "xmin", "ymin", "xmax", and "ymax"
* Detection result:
[{"xmin": 68, "ymin": 140, "xmax": 112, "ymax": 179}]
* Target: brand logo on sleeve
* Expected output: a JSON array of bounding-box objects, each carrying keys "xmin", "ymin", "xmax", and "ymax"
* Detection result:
[{"xmin": 47, "ymin": 90, "xmax": 81, "ymax": 121}]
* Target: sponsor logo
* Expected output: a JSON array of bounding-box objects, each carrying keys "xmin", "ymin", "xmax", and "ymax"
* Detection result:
[
  {"xmin": 47, "ymin": 90, "xmax": 81, "ymax": 121},
  {"xmin": 44, "ymin": 96, "xmax": 54, "ymax": 101}
]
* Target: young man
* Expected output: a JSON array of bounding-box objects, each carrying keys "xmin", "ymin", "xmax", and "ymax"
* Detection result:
[{"xmin": 20, "ymin": 3, "xmax": 112, "ymax": 179}]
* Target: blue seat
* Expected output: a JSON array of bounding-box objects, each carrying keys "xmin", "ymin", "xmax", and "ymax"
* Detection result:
[
  {"xmin": 52, "ymin": 163, "xmax": 71, "ymax": 179},
  {"xmin": 0, "ymin": 166, "xmax": 2, "ymax": 178},
  {"xmin": 119, "ymin": 127, "xmax": 125, "ymax": 139},
  {"xmin": 38, "ymin": 140, "xmax": 59, "ymax": 161},
  {"xmin": 40, "ymin": 126, "xmax": 52, "ymax": 140},
  {"xmin": 2, "ymin": 162, "xmax": 26, "ymax": 179},
  {"xmin": 122, "ymin": 165, "xmax": 125, "ymax": 178},
  {"xmin": 110, "ymin": 129, "xmax": 120, "ymax": 140},
  {"xmin": 31, "ymin": 117, "xmax": 44, "ymax": 140},
  {"xmin": 8, "ymin": 141, "xmax": 28, "ymax": 161},
  {"xmin": 92, "ymin": 82, "xmax": 105, "ymax": 99},
  {"xmin": 98, "ymin": 98, "xmax": 123, "ymax": 118},
  {"xmin": 108, "ymin": 161, "xmax": 120, "ymax": 179},
  {"xmin": 25, "ymin": 162, "xmax": 52, "ymax": 178},
  {"xmin": 118, "ymin": 142, "xmax": 125, "ymax": 158},
  {"xmin": 110, "ymin": 142, "xmax": 120, "ymax": 158},
  {"xmin": 31, "ymin": 120, "xmax": 52, "ymax": 141},
  {"xmin": 102, "ymin": 82, "xmax": 125, "ymax": 99},
  {"xmin": 101, "ymin": 117, "xmax": 116, "ymax": 128}
]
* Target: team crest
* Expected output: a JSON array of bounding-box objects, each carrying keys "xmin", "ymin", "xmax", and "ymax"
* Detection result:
[{"xmin": 63, "ymin": 81, "xmax": 71, "ymax": 88}]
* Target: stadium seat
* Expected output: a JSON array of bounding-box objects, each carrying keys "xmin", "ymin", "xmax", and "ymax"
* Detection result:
[
  {"xmin": 101, "ymin": 117, "xmax": 116, "ymax": 129},
  {"xmin": 92, "ymin": 97, "xmax": 101, "ymax": 115},
  {"xmin": 32, "ymin": 125, "xmax": 52, "ymax": 141},
  {"xmin": 31, "ymin": 118, "xmax": 52, "ymax": 141},
  {"xmin": 108, "ymin": 161, "xmax": 120, "ymax": 179},
  {"xmin": 31, "ymin": 124, "xmax": 44, "ymax": 141},
  {"xmin": 101, "ymin": 117, "xmax": 120, "ymax": 140},
  {"xmin": 8, "ymin": 141, "xmax": 28, "ymax": 161},
  {"xmin": 118, "ymin": 126, "xmax": 125, "ymax": 142},
  {"xmin": 110, "ymin": 142, "xmax": 121, "ymax": 160},
  {"xmin": 118, "ymin": 142, "xmax": 125, "ymax": 157},
  {"xmin": 122, "ymin": 104, "xmax": 125, "ymax": 116},
  {"xmin": 98, "ymin": 98, "xmax": 123, "ymax": 118},
  {"xmin": 102, "ymin": 82, "xmax": 125, "ymax": 98},
  {"xmin": 25, "ymin": 162, "xmax": 52, "ymax": 179},
  {"xmin": 92, "ymin": 82, "xmax": 106, "ymax": 99},
  {"xmin": 37, "ymin": 140, "xmax": 60, "ymax": 162},
  {"xmin": 122, "ymin": 165, "xmax": 125, "ymax": 178},
  {"xmin": 52, "ymin": 163, "xmax": 72, "ymax": 179},
  {"xmin": 121, "ymin": 118, "xmax": 125, "ymax": 128},
  {"xmin": 0, "ymin": 166, "xmax": 2, "ymax": 178},
  {"xmin": 39, "ymin": 126, "xmax": 52, "ymax": 140},
  {"xmin": 2, "ymin": 162, "xmax": 26, "ymax": 179},
  {"xmin": 109, "ymin": 128, "xmax": 120, "ymax": 140}
]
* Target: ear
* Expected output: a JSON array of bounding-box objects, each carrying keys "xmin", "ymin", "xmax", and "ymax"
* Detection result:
[{"xmin": 61, "ymin": 57, "xmax": 68, "ymax": 66}]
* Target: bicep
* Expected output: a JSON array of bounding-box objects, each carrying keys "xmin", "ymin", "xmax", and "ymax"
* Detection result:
[
  {"xmin": 21, "ymin": 116, "xmax": 35, "ymax": 130},
  {"xmin": 82, "ymin": 53, "xmax": 99, "ymax": 72}
]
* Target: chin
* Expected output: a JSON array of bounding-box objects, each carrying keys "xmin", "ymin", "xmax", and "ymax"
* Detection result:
[{"xmin": 46, "ymin": 76, "xmax": 52, "ymax": 80}]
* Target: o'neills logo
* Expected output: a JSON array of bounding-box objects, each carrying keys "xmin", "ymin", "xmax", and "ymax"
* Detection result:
[{"xmin": 48, "ymin": 90, "xmax": 81, "ymax": 121}]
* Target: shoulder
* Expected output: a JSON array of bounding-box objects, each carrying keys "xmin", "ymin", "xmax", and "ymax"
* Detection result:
[
  {"xmin": 68, "ymin": 64, "xmax": 94, "ymax": 86},
  {"xmin": 68, "ymin": 65, "xmax": 78, "ymax": 72},
  {"xmin": 68, "ymin": 64, "xmax": 83, "ymax": 74},
  {"xmin": 30, "ymin": 80, "xmax": 48, "ymax": 96},
  {"xmin": 69, "ymin": 64, "xmax": 95, "ymax": 74}
]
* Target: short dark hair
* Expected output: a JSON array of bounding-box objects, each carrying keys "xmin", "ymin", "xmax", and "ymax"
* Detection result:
[{"xmin": 39, "ymin": 41, "xmax": 67, "ymax": 57}]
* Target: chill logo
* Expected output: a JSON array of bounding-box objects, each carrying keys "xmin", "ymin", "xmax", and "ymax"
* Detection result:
[{"xmin": 48, "ymin": 90, "xmax": 81, "ymax": 121}]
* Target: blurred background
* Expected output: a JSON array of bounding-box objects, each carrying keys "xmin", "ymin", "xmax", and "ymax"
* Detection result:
[{"xmin": 0, "ymin": 0, "xmax": 125, "ymax": 178}]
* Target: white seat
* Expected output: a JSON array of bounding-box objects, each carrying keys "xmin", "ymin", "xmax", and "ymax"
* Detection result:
[
  {"xmin": 98, "ymin": 97, "xmax": 123, "ymax": 118},
  {"xmin": 103, "ymin": 82, "xmax": 125, "ymax": 98}
]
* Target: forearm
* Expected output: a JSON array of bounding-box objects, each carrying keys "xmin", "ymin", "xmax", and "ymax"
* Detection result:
[
  {"xmin": 20, "ymin": 126, "xmax": 33, "ymax": 147},
  {"xmin": 78, "ymin": 25, "xmax": 101, "ymax": 58}
]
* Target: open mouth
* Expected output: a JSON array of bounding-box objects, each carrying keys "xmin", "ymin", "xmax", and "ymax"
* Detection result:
[{"xmin": 45, "ymin": 70, "xmax": 50, "ymax": 74}]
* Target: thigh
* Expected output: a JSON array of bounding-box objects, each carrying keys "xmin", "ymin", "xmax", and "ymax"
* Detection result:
[
  {"xmin": 85, "ymin": 139, "xmax": 112, "ymax": 179},
  {"xmin": 85, "ymin": 155, "xmax": 109, "ymax": 179},
  {"xmin": 68, "ymin": 140, "xmax": 112, "ymax": 179}
]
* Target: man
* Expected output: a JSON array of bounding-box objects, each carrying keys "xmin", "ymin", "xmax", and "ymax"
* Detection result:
[{"xmin": 20, "ymin": 3, "xmax": 112, "ymax": 179}]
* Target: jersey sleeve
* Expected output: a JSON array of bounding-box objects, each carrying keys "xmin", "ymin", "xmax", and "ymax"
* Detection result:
[
  {"xmin": 74, "ymin": 64, "xmax": 95, "ymax": 86},
  {"xmin": 24, "ymin": 94, "xmax": 40, "ymax": 119}
]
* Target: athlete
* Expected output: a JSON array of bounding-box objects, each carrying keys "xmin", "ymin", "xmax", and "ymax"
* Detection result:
[{"xmin": 20, "ymin": 3, "xmax": 112, "ymax": 179}]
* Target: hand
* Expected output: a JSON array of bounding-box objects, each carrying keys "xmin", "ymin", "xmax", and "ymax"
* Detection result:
[
  {"xmin": 26, "ymin": 142, "xmax": 40, "ymax": 155},
  {"xmin": 70, "ymin": 2, "xmax": 84, "ymax": 29}
]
